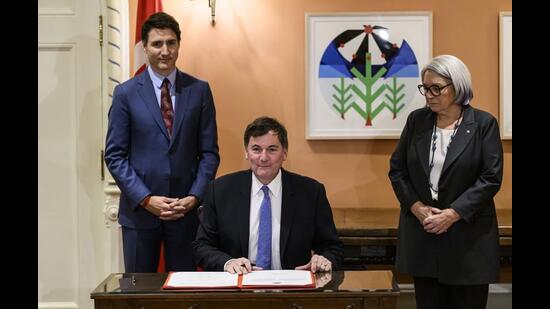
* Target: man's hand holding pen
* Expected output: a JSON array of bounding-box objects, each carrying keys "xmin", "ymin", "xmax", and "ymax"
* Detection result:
[{"xmin": 225, "ymin": 257, "xmax": 262, "ymax": 274}]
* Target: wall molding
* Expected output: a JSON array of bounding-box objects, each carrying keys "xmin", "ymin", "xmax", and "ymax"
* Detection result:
[{"xmin": 38, "ymin": 301, "xmax": 79, "ymax": 309}]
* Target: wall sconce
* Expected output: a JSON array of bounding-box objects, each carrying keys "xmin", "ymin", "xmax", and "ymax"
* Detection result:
[
  {"xmin": 209, "ymin": 0, "xmax": 216, "ymax": 26},
  {"xmin": 191, "ymin": 0, "xmax": 216, "ymax": 26}
]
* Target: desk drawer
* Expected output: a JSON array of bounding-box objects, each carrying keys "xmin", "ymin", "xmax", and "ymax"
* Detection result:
[
  {"xmin": 133, "ymin": 300, "xmax": 277, "ymax": 309},
  {"xmin": 286, "ymin": 298, "xmax": 362, "ymax": 309}
]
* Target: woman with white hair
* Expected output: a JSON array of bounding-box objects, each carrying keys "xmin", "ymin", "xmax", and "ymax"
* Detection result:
[{"xmin": 389, "ymin": 55, "xmax": 503, "ymax": 309}]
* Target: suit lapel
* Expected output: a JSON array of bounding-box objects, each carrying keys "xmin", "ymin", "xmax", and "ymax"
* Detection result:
[
  {"xmin": 414, "ymin": 110, "xmax": 436, "ymax": 178},
  {"xmin": 441, "ymin": 106, "xmax": 476, "ymax": 176},
  {"xmin": 170, "ymin": 70, "xmax": 190, "ymax": 147},
  {"xmin": 137, "ymin": 71, "xmax": 171, "ymax": 140},
  {"xmin": 280, "ymin": 169, "xmax": 297, "ymax": 261},
  {"xmin": 237, "ymin": 171, "xmax": 252, "ymax": 257}
]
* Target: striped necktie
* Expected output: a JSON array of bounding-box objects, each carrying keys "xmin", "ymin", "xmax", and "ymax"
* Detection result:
[{"xmin": 160, "ymin": 78, "xmax": 174, "ymax": 137}]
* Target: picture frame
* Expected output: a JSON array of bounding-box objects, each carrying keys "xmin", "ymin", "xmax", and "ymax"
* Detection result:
[
  {"xmin": 306, "ymin": 12, "xmax": 432, "ymax": 139},
  {"xmin": 499, "ymin": 12, "xmax": 512, "ymax": 139}
]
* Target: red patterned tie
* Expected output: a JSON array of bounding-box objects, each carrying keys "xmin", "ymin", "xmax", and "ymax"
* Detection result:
[{"xmin": 160, "ymin": 78, "xmax": 174, "ymax": 137}]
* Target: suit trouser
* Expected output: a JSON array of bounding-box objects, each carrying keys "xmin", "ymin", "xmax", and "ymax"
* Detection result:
[
  {"xmin": 413, "ymin": 277, "xmax": 489, "ymax": 309},
  {"xmin": 121, "ymin": 214, "xmax": 198, "ymax": 272}
]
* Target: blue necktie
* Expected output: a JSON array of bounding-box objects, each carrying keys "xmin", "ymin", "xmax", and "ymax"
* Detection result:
[{"xmin": 256, "ymin": 185, "xmax": 272, "ymax": 270}]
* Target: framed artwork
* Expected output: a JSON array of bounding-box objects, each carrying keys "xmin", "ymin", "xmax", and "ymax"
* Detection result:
[
  {"xmin": 499, "ymin": 12, "xmax": 512, "ymax": 139},
  {"xmin": 306, "ymin": 12, "xmax": 432, "ymax": 139}
]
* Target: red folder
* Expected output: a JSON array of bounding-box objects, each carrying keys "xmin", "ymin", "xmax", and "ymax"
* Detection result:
[{"xmin": 162, "ymin": 270, "xmax": 316, "ymax": 291}]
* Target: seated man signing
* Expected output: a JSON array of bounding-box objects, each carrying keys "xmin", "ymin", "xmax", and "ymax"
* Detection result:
[{"xmin": 193, "ymin": 116, "xmax": 343, "ymax": 274}]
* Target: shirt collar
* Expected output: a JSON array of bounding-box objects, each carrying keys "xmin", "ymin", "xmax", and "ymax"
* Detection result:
[
  {"xmin": 148, "ymin": 66, "xmax": 177, "ymax": 90},
  {"xmin": 251, "ymin": 169, "xmax": 282, "ymax": 198}
]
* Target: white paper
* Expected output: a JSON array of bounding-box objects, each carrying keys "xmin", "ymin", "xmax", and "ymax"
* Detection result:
[
  {"xmin": 241, "ymin": 270, "xmax": 313, "ymax": 286},
  {"xmin": 165, "ymin": 271, "xmax": 238, "ymax": 288}
]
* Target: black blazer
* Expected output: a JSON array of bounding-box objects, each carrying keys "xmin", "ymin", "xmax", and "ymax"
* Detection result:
[
  {"xmin": 389, "ymin": 105, "xmax": 503, "ymax": 285},
  {"xmin": 193, "ymin": 169, "xmax": 344, "ymax": 271}
]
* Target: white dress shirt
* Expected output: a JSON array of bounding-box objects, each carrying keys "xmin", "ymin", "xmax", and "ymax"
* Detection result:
[
  {"xmin": 248, "ymin": 169, "xmax": 283, "ymax": 270},
  {"xmin": 429, "ymin": 127, "xmax": 454, "ymax": 200}
]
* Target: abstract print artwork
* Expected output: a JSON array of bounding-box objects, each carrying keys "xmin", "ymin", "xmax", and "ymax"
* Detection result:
[{"xmin": 306, "ymin": 12, "xmax": 432, "ymax": 139}]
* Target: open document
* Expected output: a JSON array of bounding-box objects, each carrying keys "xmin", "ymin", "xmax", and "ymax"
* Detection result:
[
  {"xmin": 241, "ymin": 270, "xmax": 314, "ymax": 289},
  {"xmin": 163, "ymin": 272, "xmax": 239, "ymax": 289},
  {"xmin": 162, "ymin": 270, "xmax": 315, "ymax": 290}
]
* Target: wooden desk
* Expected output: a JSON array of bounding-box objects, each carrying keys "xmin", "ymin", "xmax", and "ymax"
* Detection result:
[
  {"xmin": 91, "ymin": 271, "xmax": 399, "ymax": 309},
  {"xmin": 332, "ymin": 208, "xmax": 512, "ymax": 282}
]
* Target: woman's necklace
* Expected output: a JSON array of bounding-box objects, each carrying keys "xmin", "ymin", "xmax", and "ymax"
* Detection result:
[{"xmin": 428, "ymin": 107, "xmax": 464, "ymax": 193}]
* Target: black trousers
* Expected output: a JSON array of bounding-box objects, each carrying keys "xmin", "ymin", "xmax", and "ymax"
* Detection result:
[{"xmin": 414, "ymin": 277, "xmax": 489, "ymax": 309}]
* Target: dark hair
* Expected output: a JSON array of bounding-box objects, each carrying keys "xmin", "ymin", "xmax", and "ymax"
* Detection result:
[
  {"xmin": 244, "ymin": 116, "xmax": 288, "ymax": 150},
  {"xmin": 141, "ymin": 12, "xmax": 181, "ymax": 44}
]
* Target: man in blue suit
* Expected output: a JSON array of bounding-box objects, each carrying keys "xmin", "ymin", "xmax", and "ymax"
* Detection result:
[{"xmin": 105, "ymin": 12, "xmax": 219, "ymax": 272}]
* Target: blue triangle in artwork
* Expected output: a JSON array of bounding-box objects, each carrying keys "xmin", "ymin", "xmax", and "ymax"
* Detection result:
[
  {"xmin": 320, "ymin": 43, "xmax": 341, "ymax": 64},
  {"xmin": 319, "ymin": 43, "xmax": 353, "ymax": 78},
  {"xmin": 392, "ymin": 40, "xmax": 418, "ymax": 65},
  {"xmin": 384, "ymin": 40, "xmax": 419, "ymax": 78}
]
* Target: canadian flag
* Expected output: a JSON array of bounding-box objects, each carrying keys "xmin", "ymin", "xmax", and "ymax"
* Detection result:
[
  {"xmin": 134, "ymin": 0, "xmax": 163, "ymax": 76},
  {"xmin": 134, "ymin": 0, "xmax": 166, "ymax": 273}
]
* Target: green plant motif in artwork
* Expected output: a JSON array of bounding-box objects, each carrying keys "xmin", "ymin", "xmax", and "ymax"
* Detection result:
[
  {"xmin": 382, "ymin": 77, "xmax": 406, "ymax": 119},
  {"xmin": 331, "ymin": 77, "xmax": 353, "ymax": 119},
  {"xmin": 350, "ymin": 53, "xmax": 387, "ymax": 126}
]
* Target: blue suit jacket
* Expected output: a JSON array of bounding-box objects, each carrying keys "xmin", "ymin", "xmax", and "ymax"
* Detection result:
[{"xmin": 105, "ymin": 69, "xmax": 220, "ymax": 229}]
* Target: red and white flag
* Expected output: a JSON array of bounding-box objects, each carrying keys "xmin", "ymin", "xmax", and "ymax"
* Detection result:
[{"xmin": 134, "ymin": 0, "xmax": 163, "ymax": 76}]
